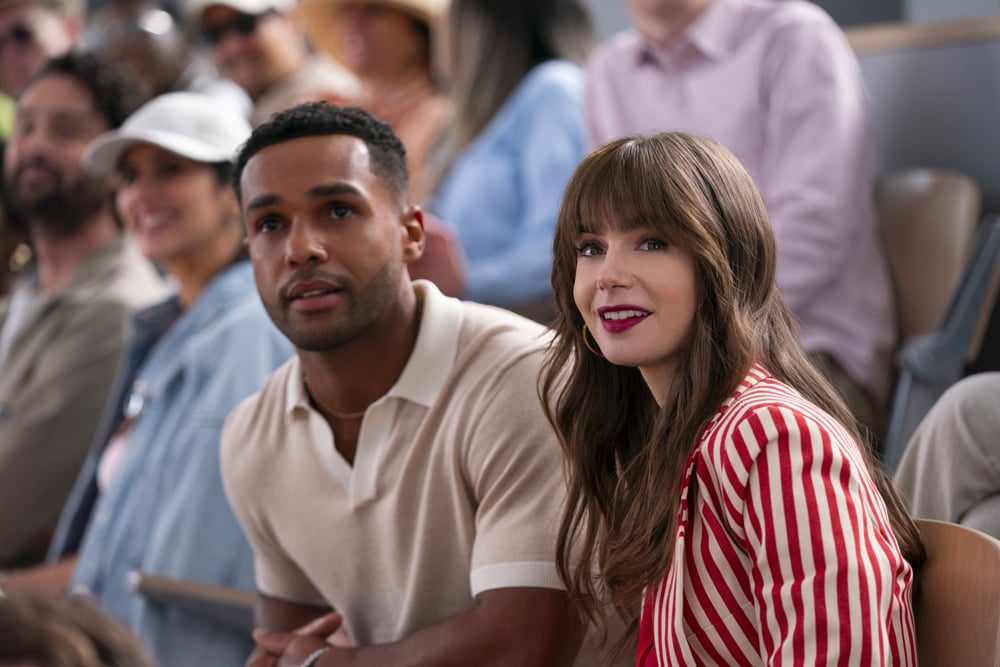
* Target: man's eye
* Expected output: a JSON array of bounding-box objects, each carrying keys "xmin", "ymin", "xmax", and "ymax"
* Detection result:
[
  {"xmin": 12, "ymin": 118, "xmax": 33, "ymax": 137},
  {"xmin": 257, "ymin": 217, "xmax": 282, "ymax": 233},
  {"xmin": 52, "ymin": 123, "xmax": 88, "ymax": 141},
  {"xmin": 329, "ymin": 203, "xmax": 351, "ymax": 219}
]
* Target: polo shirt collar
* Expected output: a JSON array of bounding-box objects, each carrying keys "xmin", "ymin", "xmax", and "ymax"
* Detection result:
[
  {"xmin": 383, "ymin": 280, "xmax": 461, "ymax": 407},
  {"xmin": 285, "ymin": 279, "xmax": 462, "ymax": 415}
]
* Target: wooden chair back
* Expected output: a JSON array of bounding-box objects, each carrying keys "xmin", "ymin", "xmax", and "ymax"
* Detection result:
[
  {"xmin": 914, "ymin": 518, "xmax": 1000, "ymax": 666},
  {"xmin": 877, "ymin": 168, "xmax": 981, "ymax": 344}
]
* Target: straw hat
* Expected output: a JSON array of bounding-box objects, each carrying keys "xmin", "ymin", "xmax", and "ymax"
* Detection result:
[{"xmin": 298, "ymin": 0, "xmax": 449, "ymax": 69}]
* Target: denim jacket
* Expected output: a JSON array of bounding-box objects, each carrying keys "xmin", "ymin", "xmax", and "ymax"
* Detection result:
[{"xmin": 59, "ymin": 261, "xmax": 292, "ymax": 667}]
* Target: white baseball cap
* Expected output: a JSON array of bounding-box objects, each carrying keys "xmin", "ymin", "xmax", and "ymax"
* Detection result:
[
  {"xmin": 84, "ymin": 91, "xmax": 252, "ymax": 175},
  {"xmin": 183, "ymin": 0, "xmax": 294, "ymax": 23}
]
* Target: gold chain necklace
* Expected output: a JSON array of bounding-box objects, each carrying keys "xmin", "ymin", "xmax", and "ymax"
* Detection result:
[{"xmin": 302, "ymin": 375, "xmax": 367, "ymax": 420}]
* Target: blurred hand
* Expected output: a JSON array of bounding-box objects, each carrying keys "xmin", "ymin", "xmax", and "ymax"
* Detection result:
[{"xmin": 250, "ymin": 612, "xmax": 353, "ymax": 667}]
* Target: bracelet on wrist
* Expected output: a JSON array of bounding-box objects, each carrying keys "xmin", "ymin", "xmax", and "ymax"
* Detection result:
[{"xmin": 300, "ymin": 646, "xmax": 331, "ymax": 667}]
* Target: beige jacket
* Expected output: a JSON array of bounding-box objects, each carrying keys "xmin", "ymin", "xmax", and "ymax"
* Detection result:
[{"xmin": 0, "ymin": 236, "xmax": 165, "ymax": 567}]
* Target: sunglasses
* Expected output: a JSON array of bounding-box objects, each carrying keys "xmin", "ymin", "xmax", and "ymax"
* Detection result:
[
  {"xmin": 0, "ymin": 24, "xmax": 34, "ymax": 52},
  {"xmin": 200, "ymin": 10, "xmax": 273, "ymax": 45}
]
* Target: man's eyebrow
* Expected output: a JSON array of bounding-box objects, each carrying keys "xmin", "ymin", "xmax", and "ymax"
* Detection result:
[
  {"xmin": 308, "ymin": 183, "xmax": 363, "ymax": 199},
  {"xmin": 51, "ymin": 110, "xmax": 97, "ymax": 122},
  {"xmin": 245, "ymin": 194, "xmax": 282, "ymax": 213},
  {"xmin": 245, "ymin": 183, "xmax": 365, "ymax": 213},
  {"xmin": 16, "ymin": 108, "xmax": 94, "ymax": 123}
]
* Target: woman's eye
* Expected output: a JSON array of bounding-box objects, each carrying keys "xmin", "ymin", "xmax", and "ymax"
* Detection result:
[
  {"xmin": 119, "ymin": 170, "xmax": 137, "ymax": 186},
  {"xmin": 576, "ymin": 242, "xmax": 602, "ymax": 257},
  {"xmin": 160, "ymin": 162, "xmax": 183, "ymax": 177},
  {"xmin": 639, "ymin": 238, "xmax": 666, "ymax": 251}
]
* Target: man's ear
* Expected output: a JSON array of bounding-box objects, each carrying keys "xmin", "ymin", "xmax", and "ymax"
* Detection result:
[{"xmin": 401, "ymin": 205, "xmax": 426, "ymax": 262}]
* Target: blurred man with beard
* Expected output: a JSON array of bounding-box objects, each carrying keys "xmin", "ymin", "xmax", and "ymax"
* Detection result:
[{"xmin": 0, "ymin": 51, "xmax": 165, "ymax": 568}]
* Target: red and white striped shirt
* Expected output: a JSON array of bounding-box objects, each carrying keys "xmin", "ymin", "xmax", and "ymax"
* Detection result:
[{"xmin": 637, "ymin": 366, "xmax": 916, "ymax": 666}]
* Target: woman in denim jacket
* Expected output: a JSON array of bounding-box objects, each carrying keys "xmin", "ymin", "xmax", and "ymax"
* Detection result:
[{"xmin": 2, "ymin": 92, "xmax": 292, "ymax": 667}]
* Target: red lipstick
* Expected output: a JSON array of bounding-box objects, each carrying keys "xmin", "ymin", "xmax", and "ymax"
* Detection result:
[{"xmin": 597, "ymin": 305, "xmax": 651, "ymax": 334}]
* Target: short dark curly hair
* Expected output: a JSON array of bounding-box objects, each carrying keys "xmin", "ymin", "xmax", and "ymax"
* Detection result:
[
  {"xmin": 233, "ymin": 102, "xmax": 410, "ymax": 204},
  {"xmin": 31, "ymin": 51, "xmax": 147, "ymax": 130}
]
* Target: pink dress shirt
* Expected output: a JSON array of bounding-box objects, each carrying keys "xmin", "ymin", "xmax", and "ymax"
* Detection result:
[
  {"xmin": 586, "ymin": 0, "xmax": 895, "ymax": 403},
  {"xmin": 636, "ymin": 366, "xmax": 916, "ymax": 665}
]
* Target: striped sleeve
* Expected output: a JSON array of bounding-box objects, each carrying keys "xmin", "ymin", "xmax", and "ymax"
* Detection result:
[{"xmin": 739, "ymin": 401, "xmax": 915, "ymax": 666}]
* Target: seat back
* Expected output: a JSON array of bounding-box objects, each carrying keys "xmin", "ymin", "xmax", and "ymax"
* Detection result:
[
  {"xmin": 914, "ymin": 519, "xmax": 1000, "ymax": 667},
  {"xmin": 877, "ymin": 168, "xmax": 981, "ymax": 344},
  {"xmin": 126, "ymin": 570, "xmax": 255, "ymax": 633},
  {"xmin": 881, "ymin": 216, "xmax": 1000, "ymax": 471}
]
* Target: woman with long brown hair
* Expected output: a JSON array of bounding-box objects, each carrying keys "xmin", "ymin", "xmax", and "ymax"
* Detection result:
[{"xmin": 540, "ymin": 132, "xmax": 923, "ymax": 665}]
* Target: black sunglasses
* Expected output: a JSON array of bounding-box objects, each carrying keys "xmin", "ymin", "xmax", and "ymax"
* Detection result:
[
  {"xmin": 200, "ymin": 10, "xmax": 273, "ymax": 45},
  {"xmin": 0, "ymin": 24, "xmax": 34, "ymax": 52}
]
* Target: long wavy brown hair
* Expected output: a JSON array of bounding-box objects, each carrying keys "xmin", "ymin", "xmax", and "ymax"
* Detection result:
[{"xmin": 539, "ymin": 132, "xmax": 924, "ymax": 654}]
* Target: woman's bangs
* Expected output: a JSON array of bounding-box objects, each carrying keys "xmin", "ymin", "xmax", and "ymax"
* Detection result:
[{"xmin": 571, "ymin": 148, "xmax": 669, "ymax": 235}]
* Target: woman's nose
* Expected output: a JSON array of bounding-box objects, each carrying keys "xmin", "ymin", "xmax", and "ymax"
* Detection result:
[{"xmin": 596, "ymin": 247, "xmax": 632, "ymax": 291}]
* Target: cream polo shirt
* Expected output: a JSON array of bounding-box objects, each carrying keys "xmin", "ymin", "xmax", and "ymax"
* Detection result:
[{"xmin": 221, "ymin": 281, "xmax": 566, "ymax": 646}]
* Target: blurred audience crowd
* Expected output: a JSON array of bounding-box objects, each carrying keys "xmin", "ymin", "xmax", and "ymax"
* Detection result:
[{"xmin": 0, "ymin": 0, "xmax": 986, "ymax": 664}]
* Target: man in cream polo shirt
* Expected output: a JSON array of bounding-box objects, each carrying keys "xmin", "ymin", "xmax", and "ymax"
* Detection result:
[{"xmin": 221, "ymin": 102, "xmax": 602, "ymax": 666}]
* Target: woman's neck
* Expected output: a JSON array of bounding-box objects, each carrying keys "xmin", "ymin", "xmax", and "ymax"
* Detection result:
[
  {"xmin": 362, "ymin": 66, "xmax": 435, "ymax": 115},
  {"xmin": 163, "ymin": 225, "xmax": 243, "ymax": 309}
]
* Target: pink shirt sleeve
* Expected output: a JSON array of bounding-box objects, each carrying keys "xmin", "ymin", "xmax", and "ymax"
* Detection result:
[{"xmin": 755, "ymin": 14, "xmax": 878, "ymax": 310}]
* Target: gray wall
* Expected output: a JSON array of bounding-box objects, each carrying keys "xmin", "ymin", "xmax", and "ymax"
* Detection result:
[
  {"xmin": 821, "ymin": 0, "xmax": 901, "ymax": 26},
  {"xmin": 580, "ymin": 0, "xmax": 630, "ymax": 40},
  {"xmin": 904, "ymin": 0, "xmax": 1000, "ymax": 22},
  {"xmin": 857, "ymin": 38, "xmax": 1000, "ymax": 212}
]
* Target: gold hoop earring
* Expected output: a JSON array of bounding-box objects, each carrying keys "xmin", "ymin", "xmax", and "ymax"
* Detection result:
[{"xmin": 581, "ymin": 323, "xmax": 603, "ymax": 357}]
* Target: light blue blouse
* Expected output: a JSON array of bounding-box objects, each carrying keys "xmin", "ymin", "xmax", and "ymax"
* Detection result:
[
  {"xmin": 429, "ymin": 60, "xmax": 586, "ymax": 309},
  {"xmin": 68, "ymin": 261, "xmax": 293, "ymax": 667}
]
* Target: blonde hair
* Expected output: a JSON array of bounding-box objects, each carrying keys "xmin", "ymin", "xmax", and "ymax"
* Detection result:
[
  {"xmin": 0, "ymin": 593, "xmax": 156, "ymax": 667},
  {"xmin": 540, "ymin": 132, "xmax": 924, "ymax": 653}
]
